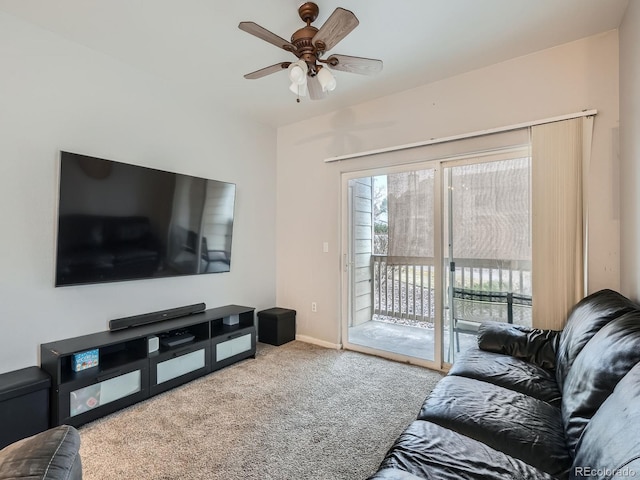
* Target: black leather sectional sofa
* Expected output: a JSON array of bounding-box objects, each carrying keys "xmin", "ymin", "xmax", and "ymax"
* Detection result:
[
  {"xmin": 369, "ymin": 289, "xmax": 640, "ymax": 480},
  {"xmin": 0, "ymin": 425, "xmax": 81, "ymax": 479}
]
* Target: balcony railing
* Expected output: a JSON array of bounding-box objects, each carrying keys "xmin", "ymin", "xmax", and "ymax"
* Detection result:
[
  {"xmin": 371, "ymin": 255, "xmax": 532, "ymax": 326},
  {"xmin": 371, "ymin": 255, "xmax": 435, "ymax": 322}
]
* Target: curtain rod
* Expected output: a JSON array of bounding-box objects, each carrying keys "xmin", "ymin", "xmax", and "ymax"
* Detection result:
[{"xmin": 324, "ymin": 109, "xmax": 598, "ymax": 163}]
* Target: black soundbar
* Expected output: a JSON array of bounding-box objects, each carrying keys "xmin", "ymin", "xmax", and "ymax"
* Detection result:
[{"xmin": 109, "ymin": 303, "xmax": 206, "ymax": 331}]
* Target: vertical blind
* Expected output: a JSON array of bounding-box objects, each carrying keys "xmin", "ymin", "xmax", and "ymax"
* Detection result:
[{"xmin": 531, "ymin": 116, "xmax": 594, "ymax": 330}]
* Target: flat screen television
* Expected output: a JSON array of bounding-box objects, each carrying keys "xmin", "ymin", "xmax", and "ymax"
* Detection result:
[{"xmin": 55, "ymin": 151, "xmax": 236, "ymax": 287}]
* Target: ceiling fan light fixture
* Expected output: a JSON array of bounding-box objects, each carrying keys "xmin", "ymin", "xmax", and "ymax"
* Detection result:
[
  {"xmin": 317, "ymin": 67, "xmax": 336, "ymax": 92},
  {"xmin": 239, "ymin": 3, "xmax": 383, "ymax": 101},
  {"xmin": 288, "ymin": 60, "xmax": 308, "ymax": 85}
]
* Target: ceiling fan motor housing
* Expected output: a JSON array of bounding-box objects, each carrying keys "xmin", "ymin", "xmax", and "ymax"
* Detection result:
[
  {"xmin": 293, "ymin": 2, "xmax": 325, "ymax": 75},
  {"xmin": 291, "ymin": 25, "xmax": 320, "ymax": 71}
]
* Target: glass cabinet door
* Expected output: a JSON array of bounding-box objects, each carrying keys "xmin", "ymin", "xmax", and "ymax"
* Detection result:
[{"xmin": 69, "ymin": 370, "xmax": 142, "ymax": 418}]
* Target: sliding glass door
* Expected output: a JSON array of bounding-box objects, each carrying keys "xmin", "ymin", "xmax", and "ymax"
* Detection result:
[
  {"xmin": 341, "ymin": 164, "xmax": 443, "ymax": 369},
  {"xmin": 341, "ymin": 148, "xmax": 532, "ymax": 368},
  {"xmin": 443, "ymin": 151, "xmax": 532, "ymax": 363}
]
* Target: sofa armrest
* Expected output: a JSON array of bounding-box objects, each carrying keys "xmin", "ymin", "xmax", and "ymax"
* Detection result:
[
  {"xmin": 0, "ymin": 425, "xmax": 82, "ymax": 479},
  {"xmin": 477, "ymin": 321, "xmax": 560, "ymax": 370}
]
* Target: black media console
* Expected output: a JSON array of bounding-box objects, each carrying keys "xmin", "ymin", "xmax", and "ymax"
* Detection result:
[{"xmin": 40, "ymin": 305, "xmax": 256, "ymax": 427}]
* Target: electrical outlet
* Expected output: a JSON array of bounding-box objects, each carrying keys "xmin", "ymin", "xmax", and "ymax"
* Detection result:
[{"xmin": 311, "ymin": 302, "xmax": 317, "ymax": 312}]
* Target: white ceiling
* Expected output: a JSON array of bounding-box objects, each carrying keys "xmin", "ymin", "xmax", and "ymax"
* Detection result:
[{"xmin": 0, "ymin": 0, "xmax": 629, "ymax": 128}]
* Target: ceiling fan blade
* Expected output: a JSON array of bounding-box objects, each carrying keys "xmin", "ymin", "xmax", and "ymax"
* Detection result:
[
  {"xmin": 312, "ymin": 8, "xmax": 359, "ymax": 53},
  {"xmin": 238, "ymin": 21, "xmax": 296, "ymax": 53},
  {"xmin": 326, "ymin": 54, "xmax": 383, "ymax": 75},
  {"xmin": 243, "ymin": 62, "xmax": 291, "ymax": 79},
  {"xmin": 307, "ymin": 76, "xmax": 327, "ymax": 101}
]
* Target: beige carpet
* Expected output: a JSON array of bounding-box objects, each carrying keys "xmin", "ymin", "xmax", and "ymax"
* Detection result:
[{"xmin": 79, "ymin": 341, "xmax": 443, "ymax": 480}]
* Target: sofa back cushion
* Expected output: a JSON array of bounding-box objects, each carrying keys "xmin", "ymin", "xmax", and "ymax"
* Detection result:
[
  {"xmin": 556, "ymin": 289, "xmax": 636, "ymax": 390},
  {"xmin": 570, "ymin": 362, "xmax": 640, "ymax": 479},
  {"xmin": 561, "ymin": 311, "xmax": 640, "ymax": 456}
]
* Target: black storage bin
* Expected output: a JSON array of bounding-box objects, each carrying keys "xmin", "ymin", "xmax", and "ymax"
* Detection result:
[
  {"xmin": 258, "ymin": 308, "xmax": 296, "ymax": 346},
  {"xmin": 0, "ymin": 366, "xmax": 51, "ymax": 449}
]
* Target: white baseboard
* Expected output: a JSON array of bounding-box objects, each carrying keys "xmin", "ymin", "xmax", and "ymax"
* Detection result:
[{"xmin": 296, "ymin": 335, "xmax": 342, "ymax": 350}]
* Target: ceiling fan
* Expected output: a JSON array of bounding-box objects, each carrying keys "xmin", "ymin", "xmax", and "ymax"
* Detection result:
[{"xmin": 238, "ymin": 2, "xmax": 383, "ymax": 101}]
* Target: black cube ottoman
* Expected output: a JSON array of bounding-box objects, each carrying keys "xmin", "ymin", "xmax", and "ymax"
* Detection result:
[
  {"xmin": 0, "ymin": 366, "xmax": 51, "ymax": 449},
  {"xmin": 258, "ymin": 308, "xmax": 296, "ymax": 346}
]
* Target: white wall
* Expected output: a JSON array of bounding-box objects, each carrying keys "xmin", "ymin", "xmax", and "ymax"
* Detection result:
[
  {"xmin": 277, "ymin": 31, "xmax": 620, "ymax": 347},
  {"xmin": 619, "ymin": 1, "xmax": 640, "ymax": 301},
  {"xmin": 0, "ymin": 12, "xmax": 277, "ymax": 373}
]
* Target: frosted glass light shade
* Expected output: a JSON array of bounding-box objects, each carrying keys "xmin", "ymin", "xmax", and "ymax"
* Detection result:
[
  {"xmin": 317, "ymin": 67, "xmax": 336, "ymax": 92},
  {"xmin": 288, "ymin": 60, "xmax": 308, "ymax": 85}
]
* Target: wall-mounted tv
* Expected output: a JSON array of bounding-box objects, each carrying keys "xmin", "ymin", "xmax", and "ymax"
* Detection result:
[{"xmin": 55, "ymin": 151, "xmax": 236, "ymax": 287}]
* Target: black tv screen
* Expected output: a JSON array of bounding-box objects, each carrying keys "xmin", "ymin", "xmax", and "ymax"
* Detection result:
[{"xmin": 55, "ymin": 151, "xmax": 236, "ymax": 286}]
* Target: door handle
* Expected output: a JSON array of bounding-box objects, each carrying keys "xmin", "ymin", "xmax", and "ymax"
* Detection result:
[{"xmin": 343, "ymin": 254, "xmax": 353, "ymax": 272}]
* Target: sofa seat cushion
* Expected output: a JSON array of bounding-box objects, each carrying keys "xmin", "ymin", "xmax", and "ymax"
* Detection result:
[
  {"xmin": 562, "ymin": 310, "xmax": 640, "ymax": 456},
  {"xmin": 370, "ymin": 420, "xmax": 557, "ymax": 480},
  {"xmin": 418, "ymin": 375, "xmax": 570, "ymax": 478},
  {"xmin": 556, "ymin": 289, "xmax": 637, "ymax": 390},
  {"xmin": 570, "ymin": 362, "xmax": 640, "ymax": 479},
  {"xmin": 0, "ymin": 425, "xmax": 82, "ymax": 480},
  {"xmin": 449, "ymin": 346, "xmax": 562, "ymax": 407}
]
